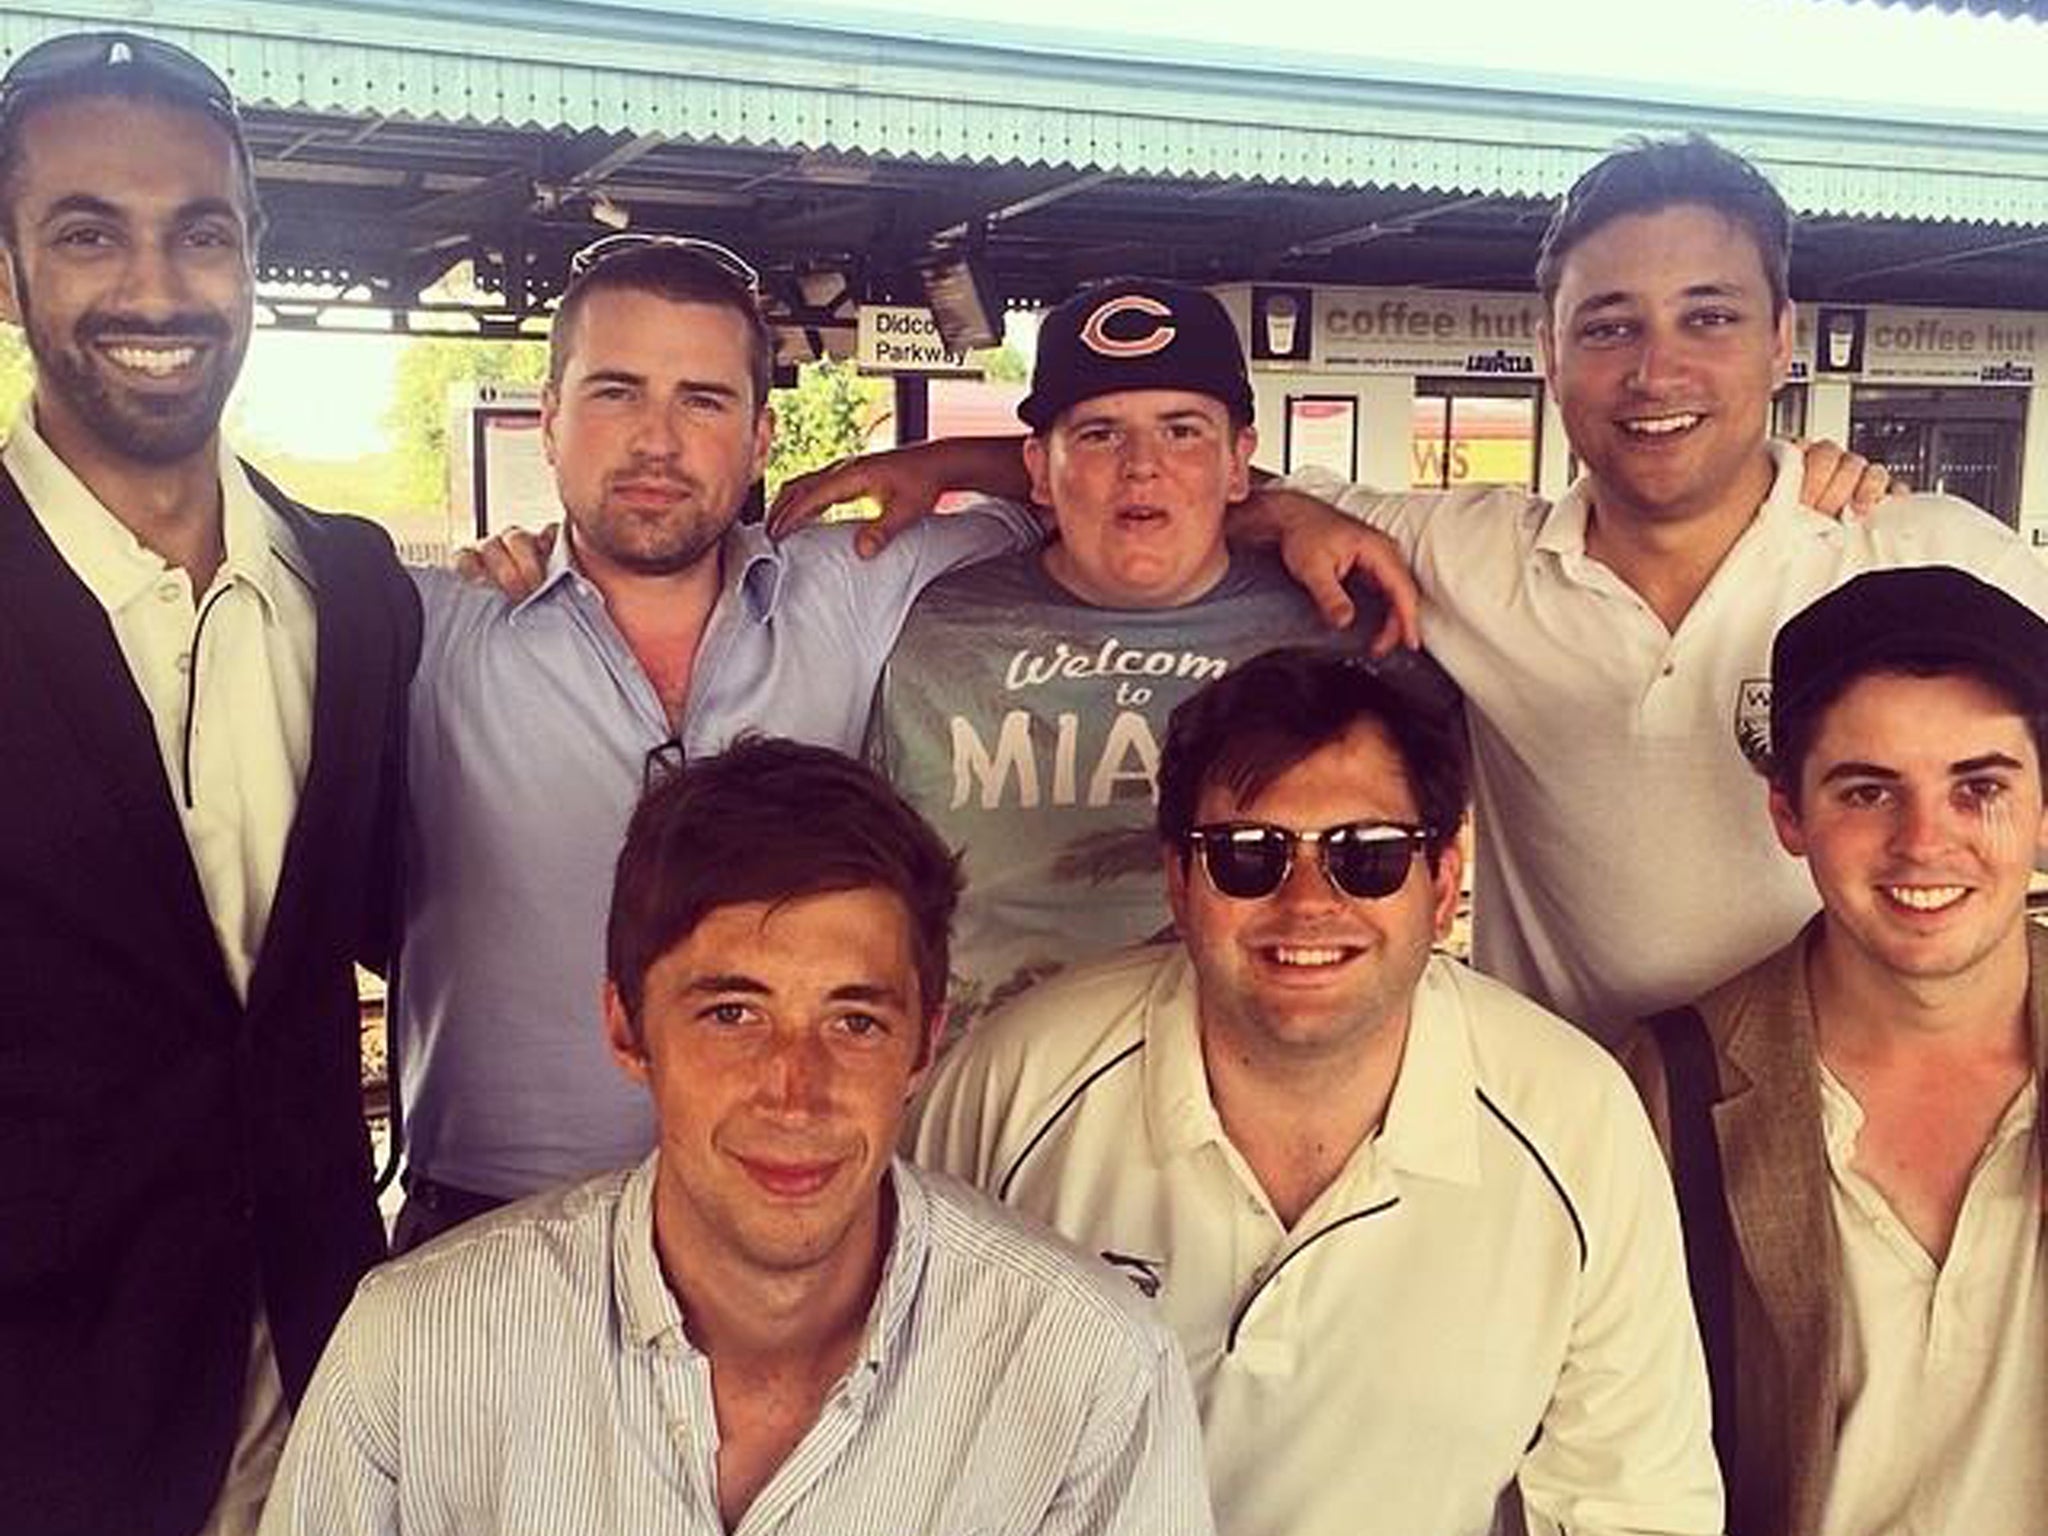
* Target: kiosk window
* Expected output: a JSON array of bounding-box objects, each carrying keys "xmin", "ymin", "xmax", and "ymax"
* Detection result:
[
  {"xmin": 1849, "ymin": 386, "xmax": 2024, "ymax": 526},
  {"xmin": 1412, "ymin": 383, "xmax": 1539, "ymax": 491}
]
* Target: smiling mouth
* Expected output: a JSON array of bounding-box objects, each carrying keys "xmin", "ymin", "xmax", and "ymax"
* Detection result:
[
  {"xmin": 1260, "ymin": 943, "xmax": 1365, "ymax": 970},
  {"xmin": 1617, "ymin": 412, "xmax": 1703, "ymax": 438},
  {"xmin": 734, "ymin": 1155, "xmax": 841, "ymax": 1198},
  {"xmin": 97, "ymin": 341, "xmax": 203, "ymax": 379},
  {"xmin": 1883, "ymin": 884, "xmax": 1969, "ymax": 913}
]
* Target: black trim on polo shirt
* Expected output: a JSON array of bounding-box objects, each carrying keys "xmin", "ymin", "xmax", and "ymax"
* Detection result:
[
  {"xmin": 997, "ymin": 1040, "xmax": 1144, "ymax": 1202},
  {"xmin": 1226, "ymin": 1195, "xmax": 1401, "ymax": 1352},
  {"xmin": 1475, "ymin": 1087, "xmax": 1588, "ymax": 1270}
]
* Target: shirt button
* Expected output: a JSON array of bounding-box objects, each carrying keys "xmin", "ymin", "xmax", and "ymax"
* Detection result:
[
  {"xmin": 157, "ymin": 582, "xmax": 181, "ymax": 603},
  {"xmin": 1660, "ymin": 662, "xmax": 1676, "ymax": 677},
  {"xmin": 175, "ymin": 652, "xmax": 193, "ymax": 675}
]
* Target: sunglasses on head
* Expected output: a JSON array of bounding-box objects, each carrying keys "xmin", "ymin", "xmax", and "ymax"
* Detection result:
[
  {"xmin": 568, "ymin": 231, "xmax": 761, "ymax": 291},
  {"xmin": 0, "ymin": 31, "xmax": 238, "ymax": 126},
  {"xmin": 1183, "ymin": 820, "xmax": 1439, "ymax": 901}
]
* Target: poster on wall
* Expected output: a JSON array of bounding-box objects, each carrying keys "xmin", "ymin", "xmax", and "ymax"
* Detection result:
[{"xmin": 1285, "ymin": 396, "xmax": 1358, "ymax": 479}]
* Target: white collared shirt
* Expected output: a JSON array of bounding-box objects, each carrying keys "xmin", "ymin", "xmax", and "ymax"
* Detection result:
[
  {"xmin": 1296, "ymin": 448, "xmax": 2048, "ymax": 1041},
  {"xmin": 912, "ymin": 946, "xmax": 1722, "ymax": 1536},
  {"xmin": 4, "ymin": 414, "xmax": 316, "ymax": 997},
  {"xmin": 1817, "ymin": 1068, "xmax": 2046, "ymax": 1536},
  {"xmin": 259, "ymin": 1157, "xmax": 1213, "ymax": 1536}
]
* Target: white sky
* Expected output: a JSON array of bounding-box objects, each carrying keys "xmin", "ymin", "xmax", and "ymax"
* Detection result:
[{"xmin": 230, "ymin": 0, "xmax": 2048, "ymax": 460}]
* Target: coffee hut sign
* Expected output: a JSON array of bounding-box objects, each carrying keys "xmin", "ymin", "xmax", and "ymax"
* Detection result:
[
  {"xmin": 1248, "ymin": 285, "xmax": 2047, "ymax": 389},
  {"xmin": 1251, "ymin": 285, "xmax": 1544, "ymax": 378},
  {"xmin": 1794, "ymin": 305, "xmax": 2042, "ymax": 386}
]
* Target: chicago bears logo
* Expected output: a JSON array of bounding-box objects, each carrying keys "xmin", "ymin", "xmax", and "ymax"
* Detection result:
[
  {"xmin": 1079, "ymin": 294, "xmax": 1177, "ymax": 358},
  {"xmin": 1734, "ymin": 677, "xmax": 1772, "ymax": 770}
]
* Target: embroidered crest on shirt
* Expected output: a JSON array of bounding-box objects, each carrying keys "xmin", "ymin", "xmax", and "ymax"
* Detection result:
[{"xmin": 1734, "ymin": 677, "xmax": 1772, "ymax": 770}]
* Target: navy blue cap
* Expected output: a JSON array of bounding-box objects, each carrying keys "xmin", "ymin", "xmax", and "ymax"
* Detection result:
[
  {"xmin": 1771, "ymin": 566, "xmax": 2048, "ymax": 759},
  {"xmin": 1020, "ymin": 278, "xmax": 1254, "ymax": 431}
]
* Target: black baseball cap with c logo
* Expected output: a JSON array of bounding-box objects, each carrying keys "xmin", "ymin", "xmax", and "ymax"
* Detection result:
[{"xmin": 1019, "ymin": 277, "xmax": 1255, "ymax": 431}]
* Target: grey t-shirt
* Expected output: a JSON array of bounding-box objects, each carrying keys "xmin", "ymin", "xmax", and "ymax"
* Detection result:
[{"xmin": 871, "ymin": 545, "xmax": 1351, "ymax": 1033}]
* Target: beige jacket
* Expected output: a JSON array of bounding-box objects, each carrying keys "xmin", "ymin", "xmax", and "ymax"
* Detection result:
[{"xmin": 1620, "ymin": 922, "xmax": 2048, "ymax": 1536}]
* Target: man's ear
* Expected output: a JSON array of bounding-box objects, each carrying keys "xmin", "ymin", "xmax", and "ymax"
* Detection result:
[
  {"xmin": 1770, "ymin": 301, "xmax": 1795, "ymax": 392},
  {"xmin": 1768, "ymin": 783, "xmax": 1809, "ymax": 859},
  {"xmin": 1163, "ymin": 841, "xmax": 1193, "ymax": 935},
  {"xmin": 0, "ymin": 247, "xmax": 20, "ymax": 328},
  {"xmin": 603, "ymin": 980, "xmax": 650, "ymax": 1085},
  {"xmin": 540, "ymin": 382, "xmax": 562, "ymax": 469},
  {"xmin": 1428, "ymin": 833, "xmax": 1465, "ymax": 943},
  {"xmin": 906, "ymin": 1006, "xmax": 947, "ymax": 1096},
  {"xmin": 750, "ymin": 403, "xmax": 775, "ymax": 482},
  {"xmin": 1226, "ymin": 425, "xmax": 1257, "ymax": 504},
  {"xmin": 1022, "ymin": 433, "xmax": 1054, "ymax": 508}
]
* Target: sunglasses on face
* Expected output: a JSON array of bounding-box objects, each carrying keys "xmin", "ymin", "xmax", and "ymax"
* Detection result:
[
  {"xmin": 1183, "ymin": 820, "xmax": 1439, "ymax": 901},
  {"xmin": 568, "ymin": 231, "xmax": 761, "ymax": 292},
  {"xmin": 0, "ymin": 31, "xmax": 238, "ymax": 127}
]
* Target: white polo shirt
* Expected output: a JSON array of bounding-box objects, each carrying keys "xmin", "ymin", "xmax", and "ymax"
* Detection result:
[
  {"xmin": 911, "ymin": 946, "xmax": 1721, "ymax": 1536},
  {"xmin": 1300, "ymin": 445, "xmax": 2048, "ymax": 1042},
  {"xmin": 5, "ymin": 416, "xmax": 316, "ymax": 999}
]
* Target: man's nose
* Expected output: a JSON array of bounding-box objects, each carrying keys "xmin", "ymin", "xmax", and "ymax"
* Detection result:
[{"xmin": 760, "ymin": 1031, "xmax": 831, "ymax": 1113}]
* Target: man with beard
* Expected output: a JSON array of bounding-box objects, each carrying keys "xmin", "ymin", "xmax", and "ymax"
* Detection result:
[
  {"xmin": 388, "ymin": 237, "xmax": 1051, "ymax": 1249},
  {"xmin": 0, "ymin": 32, "xmax": 418, "ymax": 1536}
]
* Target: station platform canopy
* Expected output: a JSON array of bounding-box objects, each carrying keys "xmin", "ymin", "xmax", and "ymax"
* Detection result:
[{"xmin": 5, "ymin": 0, "xmax": 2047, "ymax": 338}]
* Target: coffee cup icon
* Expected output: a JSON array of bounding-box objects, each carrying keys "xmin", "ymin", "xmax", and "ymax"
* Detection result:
[
  {"xmin": 1823, "ymin": 311, "xmax": 1859, "ymax": 372},
  {"xmin": 1264, "ymin": 294, "xmax": 1300, "ymax": 357}
]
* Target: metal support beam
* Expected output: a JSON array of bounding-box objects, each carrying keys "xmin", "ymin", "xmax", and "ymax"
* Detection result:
[
  {"xmin": 930, "ymin": 170, "xmax": 1116, "ymax": 245},
  {"xmin": 563, "ymin": 131, "xmax": 670, "ymax": 191},
  {"xmin": 1829, "ymin": 227, "xmax": 2048, "ymax": 289},
  {"xmin": 1284, "ymin": 194, "xmax": 1492, "ymax": 260}
]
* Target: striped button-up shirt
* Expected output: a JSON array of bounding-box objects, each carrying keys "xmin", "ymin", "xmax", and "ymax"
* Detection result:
[{"xmin": 260, "ymin": 1156, "xmax": 1213, "ymax": 1536}]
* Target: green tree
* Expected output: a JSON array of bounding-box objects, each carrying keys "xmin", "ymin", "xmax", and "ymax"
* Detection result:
[
  {"xmin": 766, "ymin": 359, "xmax": 888, "ymax": 498},
  {"xmin": 383, "ymin": 336, "xmax": 548, "ymax": 508}
]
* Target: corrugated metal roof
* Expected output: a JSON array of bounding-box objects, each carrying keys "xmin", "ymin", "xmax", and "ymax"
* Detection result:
[{"xmin": 7, "ymin": 0, "xmax": 2048, "ymax": 225}]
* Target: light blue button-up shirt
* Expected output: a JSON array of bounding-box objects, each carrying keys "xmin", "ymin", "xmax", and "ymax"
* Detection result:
[
  {"xmin": 260, "ymin": 1158, "xmax": 1213, "ymax": 1536},
  {"xmin": 397, "ymin": 508, "xmax": 1038, "ymax": 1197}
]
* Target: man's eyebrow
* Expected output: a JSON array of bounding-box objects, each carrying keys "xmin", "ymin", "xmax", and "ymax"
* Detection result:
[
  {"xmin": 1818, "ymin": 761, "xmax": 1901, "ymax": 786},
  {"xmin": 827, "ymin": 982, "xmax": 911, "ymax": 1009},
  {"xmin": 33, "ymin": 192, "xmax": 124, "ymax": 228},
  {"xmin": 1570, "ymin": 279, "xmax": 1751, "ymax": 318},
  {"xmin": 1953, "ymin": 752, "xmax": 2026, "ymax": 776},
  {"xmin": 682, "ymin": 973, "xmax": 770, "ymax": 997}
]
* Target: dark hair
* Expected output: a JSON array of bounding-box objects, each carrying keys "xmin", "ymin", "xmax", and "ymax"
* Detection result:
[
  {"xmin": 606, "ymin": 737, "xmax": 962, "ymax": 1038},
  {"xmin": 1769, "ymin": 657, "xmax": 2048, "ymax": 808},
  {"xmin": 1157, "ymin": 647, "xmax": 1470, "ymax": 873},
  {"xmin": 548, "ymin": 242, "xmax": 776, "ymax": 409},
  {"xmin": 0, "ymin": 77, "xmax": 266, "ymax": 249},
  {"xmin": 1534, "ymin": 134, "xmax": 1790, "ymax": 319}
]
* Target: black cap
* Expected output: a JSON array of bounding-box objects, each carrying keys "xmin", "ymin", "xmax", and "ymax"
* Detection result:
[
  {"xmin": 1771, "ymin": 566, "xmax": 2048, "ymax": 760},
  {"xmin": 1019, "ymin": 278, "xmax": 1254, "ymax": 431},
  {"xmin": 0, "ymin": 32, "xmax": 239, "ymax": 130}
]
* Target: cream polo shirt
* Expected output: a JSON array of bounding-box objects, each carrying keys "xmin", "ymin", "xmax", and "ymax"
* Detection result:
[
  {"xmin": 4, "ymin": 417, "xmax": 316, "ymax": 998},
  {"xmin": 1298, "ymin": 446, "xmax": 2048, "ymax": 1042},
  {"xmin": 1816, "ymin": 1069, "xmax": 2046, "ymax": 1536},
  {"xmin": 911, "ymin": 946, "xmax": 1722, "ymax": 1536}
]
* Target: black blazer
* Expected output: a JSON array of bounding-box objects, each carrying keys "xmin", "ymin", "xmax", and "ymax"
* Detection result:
[{"xmin": 0, "ymin": 462, "xmax": 420, "ymax": 1536}]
